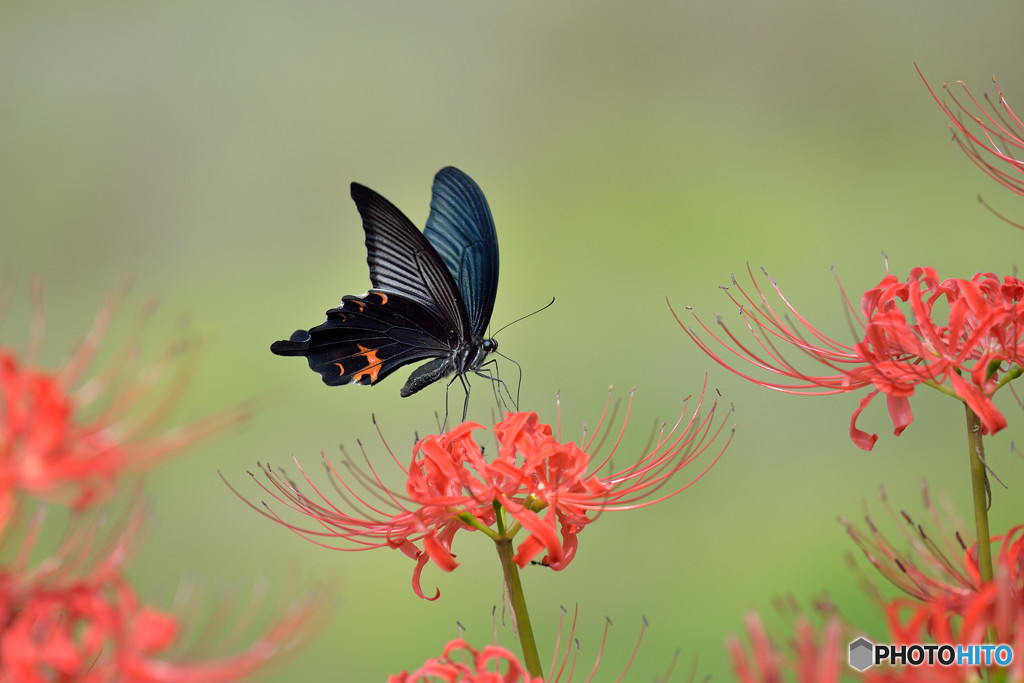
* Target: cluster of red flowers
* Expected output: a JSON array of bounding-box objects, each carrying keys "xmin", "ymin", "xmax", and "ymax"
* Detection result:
[
  {"xmin": 869, "ymin": 526, "xmax": 1024, "ymax": 681},
  {"xmin": 692, "ymin": 70, "xmax": 1024, "ymax": 682},
  {"xmin": 0, "ymin": 504, "xmax": 319, "ymax": 682},
  {"xmin": 241, "ymin": 69, "xmax": 1024, "ymax": 680},
  {"xmin": 9, "ymin": 60, "xmax": 1024, "ymax": 682},
  {"xmin": 839, "ymin": 482, "xmax": 1023, "ymax": 680},
  {"xmin": 677, "ymin": 265, "xmax": 1024, "ymax": 450},
  {"xmin": 245, "ymin": 387, "xmax": 731, "ymax": 600},
  {"xmin": 694, "ymin": 262, "xmax": 1024, "ymax": 679},
  {"xmin": 0, "ymin": 289, "xmax": 322, "ymax": 681},
  {"xmin": 728, "ymin": 487, "xmax": 1024, "ymax": 682}
]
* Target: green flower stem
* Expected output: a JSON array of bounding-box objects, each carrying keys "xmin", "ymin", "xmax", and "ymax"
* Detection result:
[
  {"xmin": 964, "ymin": 404, "xmax": 994, "ymax": 587},
  {"xmin": 458, "ymin": 511, "xmax": 500, "ymax": 539},
  {"xmin": 493, "ymin": 503, "xmax": 542, "ymax": 678},
  {"xmin": 964, "ymin": 404, "xmax": 1001, "ymax": 683},
  {"xmin": 964, "ymin": 406, "xmax": 1003, "ymax": 683},
  {"xmin": 993, "ymin": 365, "xmax": 1022, "ymax": 392}
]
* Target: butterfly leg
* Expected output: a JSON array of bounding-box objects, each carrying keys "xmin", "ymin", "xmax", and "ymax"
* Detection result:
[
  {"xmin": 440, "ymin": 378, "xmax": 453, "ymax": 431},
  {"xmin": 474, "ymin": 359, "xmax": 517, "ymax": 414},
  {"xmin": 440, "ymin": 371, "xmax": 473, "ymax": 428},
  {"xmin": 458, "ymin": 372, "xmax": 472, "ymax": 422},
  {"xmin": 487, "ymin": 351, "xmax": 523, "ymax": 413}
]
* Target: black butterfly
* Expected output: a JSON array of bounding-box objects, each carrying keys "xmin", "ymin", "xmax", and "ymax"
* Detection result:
[{"xmin": 271, "ymin": 166, "xmax": 501, "ymax": 419}]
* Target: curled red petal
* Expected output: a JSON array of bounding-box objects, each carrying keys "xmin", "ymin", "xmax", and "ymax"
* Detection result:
[
  {"xmin": 850, "ymin": 391, "xmax": 881, "ymax": 451},
  {"xmin": 411, "ymin": 552, "xmax": 441, "ymax": 602}
]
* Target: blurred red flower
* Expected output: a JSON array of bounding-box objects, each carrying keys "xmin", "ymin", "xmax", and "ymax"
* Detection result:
[
  {"xmin": 0, "ymin": 502, "xmax": 324, "ymax": 682},
  {"xmin": 840, "ymin": 484, "xmax": 1023, "ymax": 681},
  {"xmin": 0, "ymin": 286, "xmax": 241, "ymax": 524},
  {"xmin": 0, "ymin": 284, "xmax": 323, "ymax": 680},
  {"xmin": 728, "ymin": 612, "xmax": 843, "ymax": 683}
]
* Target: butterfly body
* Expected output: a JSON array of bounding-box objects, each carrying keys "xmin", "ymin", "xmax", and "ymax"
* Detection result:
[
  {"xmin": 402, "ymin": 337, "xmax": 498, "ymax": 397},
  {"xmin": 271, "ymin": 167, "xmax": 500, "ymax": 413}
]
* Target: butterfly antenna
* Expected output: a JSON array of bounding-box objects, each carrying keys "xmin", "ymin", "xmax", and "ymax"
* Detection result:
[{"xmin": 490, "ymin": 297, "xmax": 555, "ymax": 338}]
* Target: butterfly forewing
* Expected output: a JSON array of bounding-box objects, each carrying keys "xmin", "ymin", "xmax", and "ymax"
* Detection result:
[
  {"xmin": 424, "ymin": 167, "xmax": 499, "ymax": 338},
  {"xmin": 350, "ymin": 182, "xmax": 470, "ymax": 339}
]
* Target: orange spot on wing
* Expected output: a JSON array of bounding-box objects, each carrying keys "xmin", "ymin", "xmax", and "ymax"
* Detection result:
[
  {"xmin": 376, "ymin": 291, "xmax": 388, "ymax": 304},
  {"xmin": 334, "ymin": 361, "xmax": 345, "ymax": 375},
  {"xmin": 352, "ymin": 344, "xmax": 383, "ymax": 383}
]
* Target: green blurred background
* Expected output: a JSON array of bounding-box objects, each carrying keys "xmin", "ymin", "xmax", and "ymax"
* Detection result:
[{"xmin": 2, "ymin": 1, "xmax": 1023, "ymax": 679}]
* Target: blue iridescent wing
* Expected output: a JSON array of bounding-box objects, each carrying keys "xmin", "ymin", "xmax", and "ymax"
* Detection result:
[{"xmin": 423, "ymin": 167, "xmax": 499, "ymax": 339}]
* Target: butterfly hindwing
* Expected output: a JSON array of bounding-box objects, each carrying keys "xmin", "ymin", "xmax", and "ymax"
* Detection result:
[
  {"xmin": 424, "ymin": 167, "xmax": 499, "ymax": 338},
  {"xmin": 270, "ymin": 290, "xmax": 458, "ymax": 387}
]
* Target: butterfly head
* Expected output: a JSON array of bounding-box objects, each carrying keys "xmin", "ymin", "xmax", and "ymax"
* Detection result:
[{"xmin": 458, "ymin": 337, "xmax": 496, "ymax": 375}]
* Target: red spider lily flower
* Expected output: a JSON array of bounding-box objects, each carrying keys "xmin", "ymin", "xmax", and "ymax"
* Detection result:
[
  {"xmin": 388, "ymin": 609, "xmax": 684, "ymax": 682},
  {"xmin": 868, "ymin": 526, "xmax": 1024, "ymax": 683},
  {"xmin": 0, "ymin": 501, "xmax": 325, "ymax": 682},
  {"xmin": 0, "ymin": 285, "xmax": 243, "ymax": 523},
  {"xmin": 238, "ymin": 386, "xmax": 732, "ymax": 600},
  {"xmin": 918, "ymin": 64, "xmax": 1024, "ymax": 223},
  {"xmin": 727, "ymin": 612, "xmax": 843, "ymax": 683},
  {"xmin": 842, "ymin": 485, "xmax": 1024, "ymax": 681},
  {"xmin": 675, "ymin": 265, "xmax": 1024, "ymax": 450},
  {"xmin": 388, "ymin": 640, "xmax": 542, "ymax": 683}
]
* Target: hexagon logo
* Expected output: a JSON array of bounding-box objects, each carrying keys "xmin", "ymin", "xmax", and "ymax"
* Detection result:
[{"xmin": 848, "ymin": 637, "xmax": 874, "ymax": 671}]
